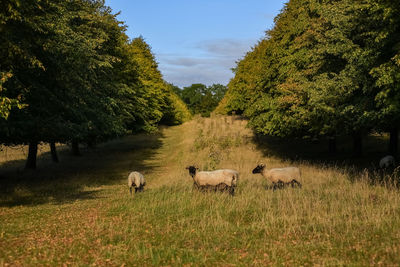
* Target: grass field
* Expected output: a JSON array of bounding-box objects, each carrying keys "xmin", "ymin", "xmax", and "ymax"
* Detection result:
[{"xmin": 1, "ymin": 116, "xmax": 400, "ymax": 266}]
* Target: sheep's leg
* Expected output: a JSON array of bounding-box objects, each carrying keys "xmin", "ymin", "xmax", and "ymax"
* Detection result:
[
  {"xmin": 130, "ymin": 187, "xmax": 132, "ymax": 196},
  {"xmin": 218, "ymin": 183, "xmax": 228, "ymax": 193},
  {"xmin": 193, "ymin": 183, "xmax": 202, "ymax": 192},
  {"xmin": 229, "ymin": 187, "xmax": 235, "ymax": 196},
  {"xmin": 277, "ymin": 181, "xmax": 285, "ymax": 189},
  {"xmin": 135, "ymin": 187, "xmax": 139, "ymax": 193},
  {"xmin": 291, "ymin": 180, "xmax": 302, "ymax": 188},
  {"xmin": 272, "ymin": 182, "xmax": 277, "ymax": 191}
]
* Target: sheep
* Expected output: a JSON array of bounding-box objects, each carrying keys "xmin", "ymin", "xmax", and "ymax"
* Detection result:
[
  {"xmin": 252, "ymin": 163, "xmax": 301, "ymax": 190},
  {"xmin": 128, "ymin": 171, "xmax": 146, "ymax": 195},
  {"xmin": 379, "ymin": 155, "xmax": 395, "ymax": 169},
  {"xmin": 185, "ymin": 166, "xmax": 239, "ymax": 195}
]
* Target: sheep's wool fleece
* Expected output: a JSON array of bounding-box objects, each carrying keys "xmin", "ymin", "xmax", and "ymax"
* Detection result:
[
  {"xmin": 265, "ymin": 167, "xmax": 300, "ymax": 183},
  {"xmin": 194, "ymin": 169, "xmax": 238, "ymax": 186},
  {"xmin": 128, "ymin": 171, "xmax": 145, "ymax": 187}
]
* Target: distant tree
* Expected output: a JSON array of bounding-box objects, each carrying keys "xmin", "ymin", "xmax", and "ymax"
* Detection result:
[
  {"xmin": 181, "ymin": 83, "xmax": 206, "ymax": 115},
  {"xmin": 208, "ymin": 84, "xmax": 227, "ymax": 104},
  {"xmin": 170, "ymin": 84, "xmax": 183, "ymax": 98},
  {"xmin": 180, "ymin": 83, "xmax": 226, "ymax": 117}
]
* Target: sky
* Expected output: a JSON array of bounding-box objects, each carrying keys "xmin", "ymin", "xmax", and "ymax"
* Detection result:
[{"xmin": 104, "ymin": 0, "xmax": 288, "ymax": 88}]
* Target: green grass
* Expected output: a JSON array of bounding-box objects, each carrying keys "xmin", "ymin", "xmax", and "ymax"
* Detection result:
[{"xmin": 1, "ymin": 116, "xmax": 400, "ymax": 266}]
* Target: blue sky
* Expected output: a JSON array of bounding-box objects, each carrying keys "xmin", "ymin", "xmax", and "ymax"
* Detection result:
[{"xmin": 104, "ymin": 0, "xmax": 288, "ymax": 87}]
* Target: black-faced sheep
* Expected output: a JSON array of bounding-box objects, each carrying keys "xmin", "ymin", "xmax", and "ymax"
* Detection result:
[
  {"xmin": 379, "ymin": 155, "xmax": 395, "ymax": 169},
  {"xmin": 252, "ymin": 163, "xmax": 301, "ymax": 190},
  {"xmin": 186, "ymin": 166, "xmax": 239, "ymax": 195},
  {"xmin": 128, "ymin": 171, "xmax": 146, "ymax": 195}
]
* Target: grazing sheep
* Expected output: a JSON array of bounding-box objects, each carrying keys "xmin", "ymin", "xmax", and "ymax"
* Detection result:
[
  {"xmin": 379, "ymin": 155, "xmax": 395, "ymax": 169},
  {"xmin": 128, "ymin": 171, "xmax": 146, "ymax": 195},
  {"xmin": 252, "ymin": 163, "xmax": 301, "ymax": 190},
  {"xmin": 186, "ymin": 166, "xmax": 239, "ymax": 195}
]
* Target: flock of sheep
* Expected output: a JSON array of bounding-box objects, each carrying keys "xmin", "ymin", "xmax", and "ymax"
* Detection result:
[
  {"xmin": 128, "ymin": 155, "xmax": 396, "ymax": 196},
  {"xmin": 128, "ymin": 163, "xmax": 302, "ymax": 196}
]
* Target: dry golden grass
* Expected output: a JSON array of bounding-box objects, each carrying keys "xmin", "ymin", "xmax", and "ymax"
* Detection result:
[{"xmin": 0, "ymin": 115, "xmax": 400, "ymax": 266}]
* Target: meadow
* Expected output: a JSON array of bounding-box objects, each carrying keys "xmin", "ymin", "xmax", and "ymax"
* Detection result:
[{"xmin": 1, "ymin": 116, "xmax": 400, "ymax": 266}]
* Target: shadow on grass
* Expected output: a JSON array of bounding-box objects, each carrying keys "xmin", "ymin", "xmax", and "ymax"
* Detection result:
[
  {"xmin": 0, "ymin": 132, "xmax": 165, "ymax": 207},
  {"xmin": 252, "ymin": 134, "xmax": 400, "ymax": 186}
]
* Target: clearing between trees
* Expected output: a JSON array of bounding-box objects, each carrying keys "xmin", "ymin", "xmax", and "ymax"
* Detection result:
[{"xmin": 1, "ymin": 116, "xmax": 399, "ymax": 266}]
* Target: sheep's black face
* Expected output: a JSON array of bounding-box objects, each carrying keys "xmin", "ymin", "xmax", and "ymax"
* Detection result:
[
  {"xmin": 186, "ymin": 166, "xmax": 197, "ymax": 177},
  {"xmin": 252, "ymin": 165, "xmax": 265, "ymax": 174}
]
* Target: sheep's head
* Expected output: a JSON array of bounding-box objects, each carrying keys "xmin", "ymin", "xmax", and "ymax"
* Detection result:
[
  {"xmin": 185, "ymin": 166, "xmax": 198, "ymax": 177},
  {"xmin": 252, "ymin": 164, "xmax": 265, "ymax": 174}
]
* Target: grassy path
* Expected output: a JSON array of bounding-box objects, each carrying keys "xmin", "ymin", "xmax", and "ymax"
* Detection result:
[{"xmin": 1, "ymin": 116, "xmax": 400, "ymax": 266}]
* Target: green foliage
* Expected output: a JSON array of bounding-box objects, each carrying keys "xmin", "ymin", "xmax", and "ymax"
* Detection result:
[
  {"xmin": 217, "ymin": 39, "xmax": 274, "ymax": 115},
  {"xmin": 0, "ymin": 0, "xmax": 46, "ymax": 119},
  {"xmin": 0, "ymin": 72, "xmax": 24, "ymax": 119},
  {"xmin": 179, "ymin": 83, "xmax": 227, "ymax": 117},
  {"xmin": 120, "ymin": 38, "xmax": 191, "ymax": 130},
  {"xmin": 0, "ymin": 1, "xmax": 191, "ymax": 167},
  {"xmin": 120, "ymin": 37, "xmax": 166, "ymax": 132},
  {"xmin": 222, "ymin": 0, "xmax": 400, "ymax": 142},
  {"xmin": 161, "ymin": 86, "xmax": 192, "ymax": 125}
]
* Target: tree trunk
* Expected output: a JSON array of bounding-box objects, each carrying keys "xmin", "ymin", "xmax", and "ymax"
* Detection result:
[
  {"xmin": 50, "ymin": 142, "xmax": 59, "ymax": 163},
  {"xmin": 389, "ymin": 128, "xmax": 398, "ymax": 156},
  {"xmin": 25, "ymin": 141, "xmax": 38, "ymax": 169},
  {"xmin": 328, "ymin": 137, "xmax": 337, "ymax": 154},
  {"xmin": 72, "ymin": 141, "xmax": 80, "ymax": 156},
  {"xmin": 353, "ymin": 131, "xmax": 363, "ymax": 157}
]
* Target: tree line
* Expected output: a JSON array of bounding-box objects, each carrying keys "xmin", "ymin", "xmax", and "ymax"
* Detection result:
[
  {"xmin": 0, "ymin": 0, "xmax": 191, "ymax": 169},
  {"xmin": 217, "ymin": 0, "xmax": 400, "ymax": 156},
  {"xmin": 174, "ymin": 83, "xmax": 227, "ymax": 117}
]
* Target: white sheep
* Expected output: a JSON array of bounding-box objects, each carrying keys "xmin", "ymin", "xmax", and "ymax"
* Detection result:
[
  {"xmin": 379, "ymin": 155, "xmax": 395, "ymax": 169},
  {"xmin": 252, "ymin": 163, "xmax": 301, "ymax": 190},
  {"xmin": 128, "ymin": 171, "xmax": 146, "ymax": 195},
  {"xmin": 185, "ymin": 166, "xmax": 239, "ymax": 195}
]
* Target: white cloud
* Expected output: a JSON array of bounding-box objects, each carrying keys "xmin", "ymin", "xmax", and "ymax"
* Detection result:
[
  {"xmin": 196, "ymin": 38, "xmax": 253, "ymax": 57},
  {"xmin": 163, "ymin": 66, "xmax": 231, "ymax": 88},
  {"xmin": 157, "ymin": 38, "xmax": 255, "ymax": 87}
]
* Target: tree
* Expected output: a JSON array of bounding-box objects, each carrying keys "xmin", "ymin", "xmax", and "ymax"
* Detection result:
[
  {"xmin": 1, "ymin": 0, "xmax": 129, "ymax": 168},
  {"xmin": 0, "ymin": 0, "xmax": 36, "ymax": 119},
  {"xmin": 367, "ymin": 0, "xmax": 400, "ymax": 155},
  {"xmin": 0, "ymin": 1, "xmax": 191, "ymax": 169},
  {"xmin": 217, "ymin": 38, "xmax": 274, "ymax": 116},
  {"xmin": 160, "ymin": 84, "xmax": 192, "ymax": 125},
  {"xmin": 121, "ymin": 37, "xmax": 168, "ymax": 132},
  {"xmin": 180, "ymin": 83, "xmax": 227, "ymax": 117},
  {"xmin": 220, "ymin": 0, "xmax": 400, "ymax": 156}
]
